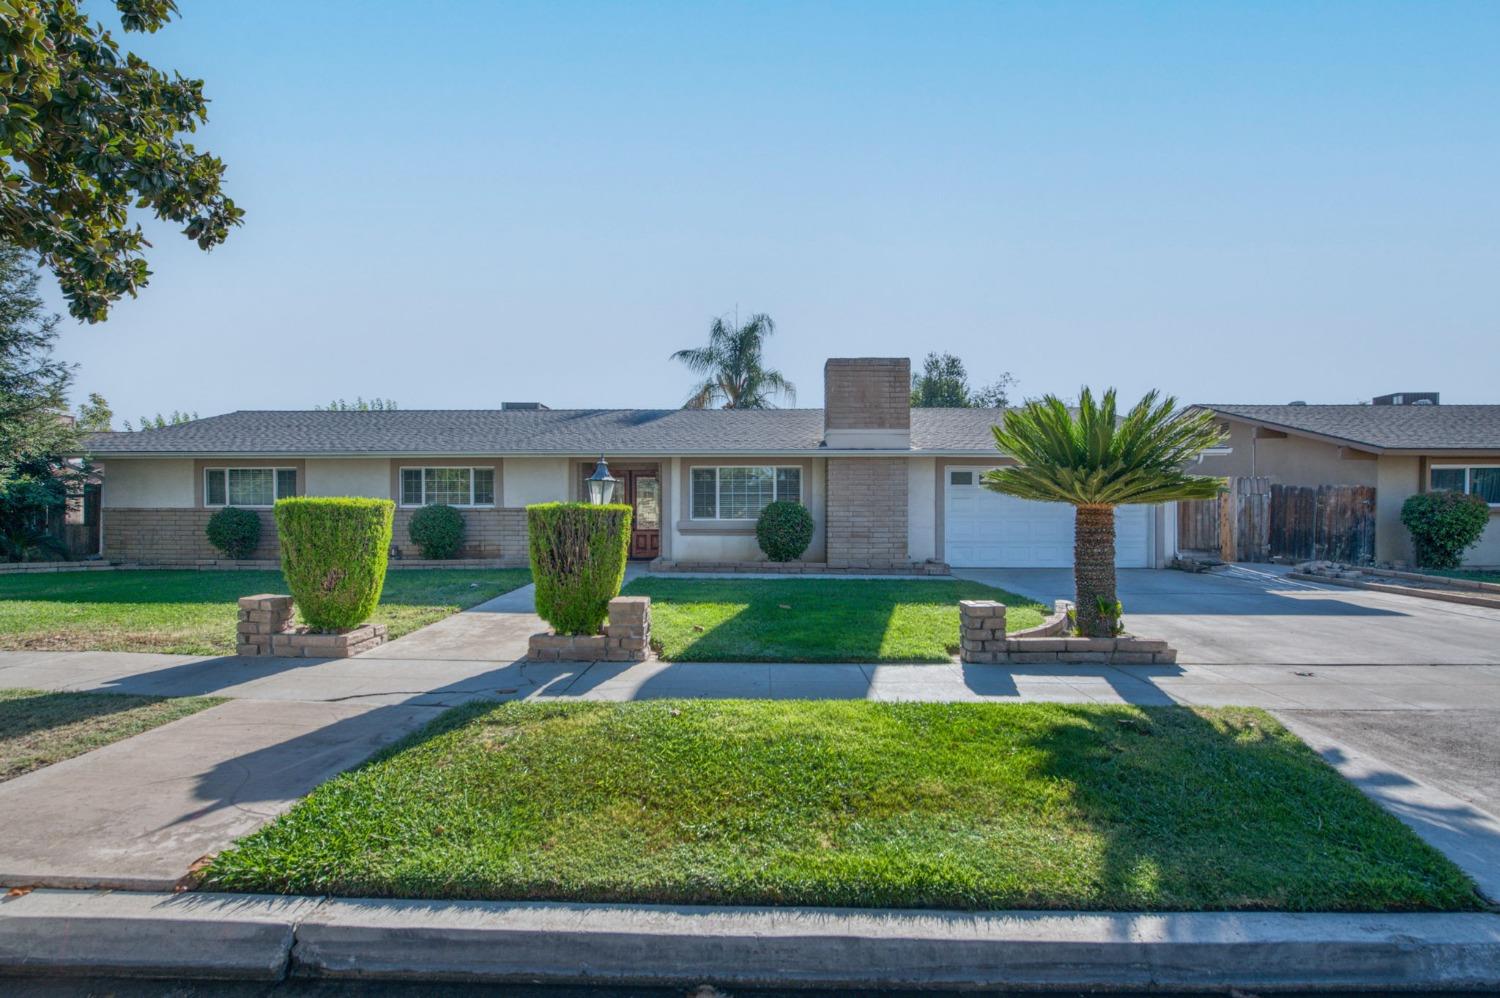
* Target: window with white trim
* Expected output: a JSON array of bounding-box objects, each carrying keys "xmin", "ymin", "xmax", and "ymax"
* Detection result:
[
  {"xmin": 689, "ymin": 466, "xmax": 801, "ymax": 520},
  {"xmin": 399, "ymin": 467, "xmax": 495, "ymax": 507},
  {"xmin": 1431, "ymin": 465, "xmax": 1500, "ymax": 506},
  {"xmin": 203, "ymin": 467, "xmax": 297, "ymax": 508}
]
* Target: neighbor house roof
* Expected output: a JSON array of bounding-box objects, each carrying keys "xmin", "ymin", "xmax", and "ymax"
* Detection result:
[
  {"xmin": 1200, "ymin": 404, "xmax": 1500, "ymax": 453},
  {"xmin": 82, "ymin": 408, "xmax": 1011, "ymax": 457}
]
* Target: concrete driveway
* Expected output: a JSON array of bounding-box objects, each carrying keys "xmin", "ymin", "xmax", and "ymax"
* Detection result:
[{"xmin": 954, "ymin": 564, "xmax": 1500, "ymax": 666}]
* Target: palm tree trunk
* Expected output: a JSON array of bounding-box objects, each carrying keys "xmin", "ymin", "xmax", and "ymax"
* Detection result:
[{"xmin": 1073, "ymin": 504, "xmax": 1117, "ymax": 637}]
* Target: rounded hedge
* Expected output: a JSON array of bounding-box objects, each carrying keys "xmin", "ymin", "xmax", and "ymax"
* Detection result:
[
  {"xmin": 756, "ymin": 500, "xmax": 814, "ymax": 562},
  {"xmin": 527, "ymin": 502, "xmax": 631, "ymax": 635},
  {"xmin": 274, "ymin": 497, "xmax": 394, "ymax": 631},
  {"xmin": 1400, "ymin": 490, "xmax": 1490, "ymax": 570},
  {"xmin": 205, "ymin": 506, "xmax": 261, "ymax": 560},
  {"xmin": 409, "ymin": 504, "xmax": 465, "ymax": 559}
]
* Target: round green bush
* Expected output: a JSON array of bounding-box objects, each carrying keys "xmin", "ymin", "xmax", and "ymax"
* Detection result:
[
  {"xmin": 408, "ymin": 504, "xmax": 465, "ymax": 559},
  {"xmin": 274, "ymin": 497, "xmax": 394, "ymax": 631},
  {"xmin": 1400, "ymin": 490, "xmax": 1491, "ymax": 570},
  {"xmin": 527, "ymin": 502, "xmax": 631, "ymax": 635},
  {"xmin": 205, "ymin": 506, "xmax": 261, "ymax": 560},
  {"xmin": 755, "ymin": 500, "xmax": 814, "ymax": 562}
]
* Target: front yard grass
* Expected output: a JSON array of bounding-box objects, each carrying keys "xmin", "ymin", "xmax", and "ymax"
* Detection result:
[
  {"xmin": 0, "ymin": 688, "xmax": 223, "ymax": 782},
  {"xmin": 1434, "ymin": 569, "xmax": 1500, "ymax": 585},
  {"xmin": 204, "ymin": 700, "xmax": 1478, "ymax": 911},
  {"xmin": 621, "ymin": 577, "xmax": 1047, "ymax": 662},
  {"xmin": 0, "ymin": 568, "xmax": 532, "ymax": 656}
]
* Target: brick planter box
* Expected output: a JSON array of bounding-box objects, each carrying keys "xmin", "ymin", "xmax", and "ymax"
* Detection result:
[
  {"xmin": 235, "ymin": 593, "xmax": 388, "ymax": 659},
  {"xmin": 527, "ymin": 596, "xmax": 652, "ymax": 663},
  {"xmin": 958, "ymin": 599, "xmax": 1178, "ymax": 666}
]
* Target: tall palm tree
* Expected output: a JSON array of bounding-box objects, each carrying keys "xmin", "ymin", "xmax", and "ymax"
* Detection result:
[
  {"xmin": 984, "ymin": 389, "xmax": 1226, "ymax": 637},
  {"xmin": 670, "ymin": 312, "xmax": 795, "ymax": 409}
]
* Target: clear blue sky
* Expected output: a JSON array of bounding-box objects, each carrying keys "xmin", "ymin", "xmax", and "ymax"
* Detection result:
[{"xmin": 48, "ymin": 1, "xmax": 1500, "ymax": 420}]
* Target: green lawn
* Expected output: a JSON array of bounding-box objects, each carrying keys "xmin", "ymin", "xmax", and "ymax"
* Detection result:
[
  {"xmin": 621, "ymin": 577, "xmax": 1047, "ymax": 663},
  {"xmin": 1434, "ymin": 570, "xmax": 1500, "ymax": 585},
  {"xmin": 0, "ymin": 568, "xmax": 532, "ymax": 655},
  {"xmin": 0, "ymin": 688, "xmax": 223, "ymax": 782},
  {"xmin": 204, "ymin": 700, "xmax": 1477, "ymax": 911}
]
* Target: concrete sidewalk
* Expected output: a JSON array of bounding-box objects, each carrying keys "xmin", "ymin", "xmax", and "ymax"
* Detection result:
[{"xmin": 4, "ymin": 889, "xmax": 1499, "ymax": 992}]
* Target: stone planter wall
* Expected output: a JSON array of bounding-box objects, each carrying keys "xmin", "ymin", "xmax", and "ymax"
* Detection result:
[
  {"xmin": 958, "ymin": 598, "xmax": 1178, "ymax": 666},
  {"xmin": 528, "ymin": 595, "xmax": 652, "ymax": 663},
  {"xmin": 236, "ymin": 593, "xmax": 388, "ymax": 659}
]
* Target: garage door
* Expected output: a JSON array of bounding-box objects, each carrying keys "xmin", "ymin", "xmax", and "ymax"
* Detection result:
[{"xmin": 944, "ymin": 467, "xmax": 1152, "ymax": 568}]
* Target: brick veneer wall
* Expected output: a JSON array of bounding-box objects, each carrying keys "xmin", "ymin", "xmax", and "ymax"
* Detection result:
[
  {"xmin": 823, "ymin": 358, "xmax": 911, "ymax": 431},
  {"xmin": 391, "ymin": 507, "xmax": 528, "ymax": 563},
  {"xmin": 825, "ymin": 458, "xmax": 909, "ymax": 568},
  {"xmin": 104, "ymin": 508, "xmax": 281, "ymax": 562},
  {"xmin": 104, "ymin": 506, "xmax": 530, "ymax": 566}
]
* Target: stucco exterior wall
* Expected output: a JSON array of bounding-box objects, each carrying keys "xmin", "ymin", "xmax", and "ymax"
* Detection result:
[
  {"xmin": 304, "ymin": 458, "xmax": 390, "ymax": 498},
  {"xmin": 502, "ymin": 457, "xmax": 570, "ymax": 506},
  {"xmin": 1375, "ymin": 456, "xmax": 1420, "ymax": 565},
  {"xmin": 666, "ymin": 456, "xmax": 826, "ymax": 564},
  {"xmin": 100, "ymin": 459, "xmax": 196, "ymax": 508},
  {"xmin": 1468, "ymin": 516, "xmax": 1500, "ymax": 567},
  {"xmin": 906, "ymin": 457, "xmax": 937, "ymax": 562},
  {"xmin": 1195, "ymin": 420, "xmax": 1378, "ymax": 488}
]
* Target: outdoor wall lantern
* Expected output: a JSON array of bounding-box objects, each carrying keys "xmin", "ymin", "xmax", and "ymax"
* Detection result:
[{"xmin": 586, "ymin": 454, "xmax": 617, "ymax": 505}]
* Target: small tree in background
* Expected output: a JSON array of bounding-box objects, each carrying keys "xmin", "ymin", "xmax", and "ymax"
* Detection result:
[
  {"xmin": 910, "ymin": 352, "xmax": 1014, "ymax": 408},
  {"xmin": 316, "ymin": 398, "xmax": 399, "ymax": 411},
  {"xmin": 527, "ymin": 502, "xmax": 631, "ymax": 635},
  {"xmin": 756, "ymin": 501, "xmax": 814, "ymax": 562},
  {"xmin": 126, "ymin": 411, "xmax": 198, "ymax": 431},
  {"xmin": 984, "ymin": 389, "xmax": 1225, "ymax": 637},
  {"xmin": 409, "ymin": 504, "xmax": 465, "ymax": 559},
  {"xmin": 1401, "ymin": 491, "xmax": 1490, "ymax": 570},
  {"xmin": 274, "ymin": 498, "xmax": 394, "ymax": 631},
  {"xmin": 205, "ymin": 507, "xmax": 261, "ymax": 560},
  {"xmin": 671, "ymin": 311, "xmax": 795, "ymax": 409},
  {"xmin": 75, "ymin": 393, "xmax": 114, "ymax": 432}
]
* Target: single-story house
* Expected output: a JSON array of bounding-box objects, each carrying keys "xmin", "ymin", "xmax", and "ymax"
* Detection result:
[
  {"xmin": 82, "ymin": 358, "xmax": 1177, "ymax": 571},
  {"xmin": 1190, "ymin": 397, "xmax": 1500, "ymax": 567}
]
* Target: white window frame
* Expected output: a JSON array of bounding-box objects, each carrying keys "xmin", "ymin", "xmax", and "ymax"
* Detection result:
[
  {"xmin": 398, "ymin": 466, "xmax": 496, "ymax": 508},
  {"xmin": 689, "ymin": 465, "xmax": 802, "ymax": 521},
  {"xmin": 1430, "ymin": 464, "xmax": 1500, "ymax": 508},
  {"xmin": 203, "ymin": 467, "xmax": 298, "ymax": 509}
]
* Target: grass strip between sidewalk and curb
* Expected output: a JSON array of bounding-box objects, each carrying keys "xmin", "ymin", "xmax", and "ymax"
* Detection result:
[
  {"xmin": 205, "ymin": 700, "xmax": 1481, "ymax": 912},
  {"xmin": 0, "ymin": 688, "xmax": 225, "ymax": 782}
]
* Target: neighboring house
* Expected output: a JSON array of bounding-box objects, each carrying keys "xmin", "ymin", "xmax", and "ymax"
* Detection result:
[
  {"xmin": 1191, "ymin": 396, "xmax": 1500, "ymax": 567},
  {"xmin": 82, "ymin": 358, "xmax": 1175, "ymax": 571}
]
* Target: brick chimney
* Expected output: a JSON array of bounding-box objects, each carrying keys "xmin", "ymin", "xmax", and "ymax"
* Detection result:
[{"xmin": 822, "ymin": 358, "xmax": 911, "ymax": 449}]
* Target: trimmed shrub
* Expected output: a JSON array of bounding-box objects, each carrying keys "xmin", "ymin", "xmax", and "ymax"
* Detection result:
[
  {"xmin": 527, "ymin": 502, "xmax": 631, "ymax": 635},
  {"xmin": 756, "ymin": 500, "xmax": 814, "ymax": 562},
  {"xmin": 274, "ymin": 497, "xmax": 394, "ymax": 631},
  {"xmin": 1401, "ymin": 490, "xmax": 1490, "ymax": 570},
  {"xmin": 409, "ymin": 504, "xmax": 465, "ymax": 559},
  {"xmin": 205, "ymin": 506, "xmax": 261, "ymax": 559}
]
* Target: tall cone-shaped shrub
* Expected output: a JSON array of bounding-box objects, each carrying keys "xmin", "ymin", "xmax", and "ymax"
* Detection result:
[
  {"xmin": 274, "ymin": 497, "xmax": 394, "ymax": 631},
  {"xmin": 528, "ymin": 502, "xmax": 632, "ymax": 635}
]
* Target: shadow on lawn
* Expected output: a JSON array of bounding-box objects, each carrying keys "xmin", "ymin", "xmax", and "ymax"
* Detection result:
[
  {"xmin": 0, "ymin": 569, "xmax": 531, "ymax": 608},
  {"xmin": 0, "ymin": 689, "xmax": 177, "ymax": 743},
  {"xmin": 629, "ymin": 577, "xmax": 1047, "ymax": 663}
]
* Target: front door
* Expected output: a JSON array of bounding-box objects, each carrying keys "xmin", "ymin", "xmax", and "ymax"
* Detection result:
[{"xmin": 626, "ymin": 470, "xmax": 661, "ymax": 559}]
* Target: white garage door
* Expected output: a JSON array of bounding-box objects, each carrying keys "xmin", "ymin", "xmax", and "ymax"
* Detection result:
[{"xmin": 944, "ymin": 467, "xmax": 1153, "ymax": 568}]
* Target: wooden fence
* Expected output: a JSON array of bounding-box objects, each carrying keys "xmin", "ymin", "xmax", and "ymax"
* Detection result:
[
  {"xmin": 42, "ymin": 483, "xmax": 100, "ymax": 560},
  {"xmin": 1178, "ymin": 477, "xmax": 1376, "ymax": 565}
]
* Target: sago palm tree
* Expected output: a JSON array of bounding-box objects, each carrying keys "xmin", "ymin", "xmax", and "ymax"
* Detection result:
[
  {"xmin": 983, "ymin": 389, "xmax": 1226, "ymax": 637},
  {"xmin": 670, "ymin": 312, "xmax": 795, "ymax": 409}
]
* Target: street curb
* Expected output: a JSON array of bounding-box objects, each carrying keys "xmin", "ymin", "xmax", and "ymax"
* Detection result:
[
  {"xmin": 4, "ymin": 890, "xmax": 1500, "ymax": 991},
  {"xmin": 0, "ymin": 890, "xmax": 320, "ymax": 980}
]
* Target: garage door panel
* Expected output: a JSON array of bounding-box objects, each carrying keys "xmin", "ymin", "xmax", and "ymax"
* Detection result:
[{"xmin": 944, "ymin": 467, "xmax": 1151, "ymax": 568}]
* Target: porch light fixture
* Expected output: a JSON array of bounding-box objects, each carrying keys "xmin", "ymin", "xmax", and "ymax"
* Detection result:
[{"xmin": 586, "ymin": 454, "xmax": 617, "ymax": 505}]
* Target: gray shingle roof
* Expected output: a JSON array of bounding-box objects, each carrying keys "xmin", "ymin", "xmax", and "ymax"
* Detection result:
[
  {"xmin": 1203, "ymin": 404, "xmax": 1500, "ymax": 452},
  {"xmin": 82, "ymin": 408, "xmax": 1012, "ymax": 457}
]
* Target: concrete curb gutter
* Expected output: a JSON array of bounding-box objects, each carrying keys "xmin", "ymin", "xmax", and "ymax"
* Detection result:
[
  {"xmin": 1287, "ymin": 571, "xmax": 1500, "ymax": 610},
  {"xmin": 4, "ymin": 890, "xmax": 1500, "ymax": 991}
]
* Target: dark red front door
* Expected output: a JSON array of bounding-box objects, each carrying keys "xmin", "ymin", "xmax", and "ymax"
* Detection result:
[{"xmin": 626, "ymin": 471, "xmax": 661, "ymax": 559}]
